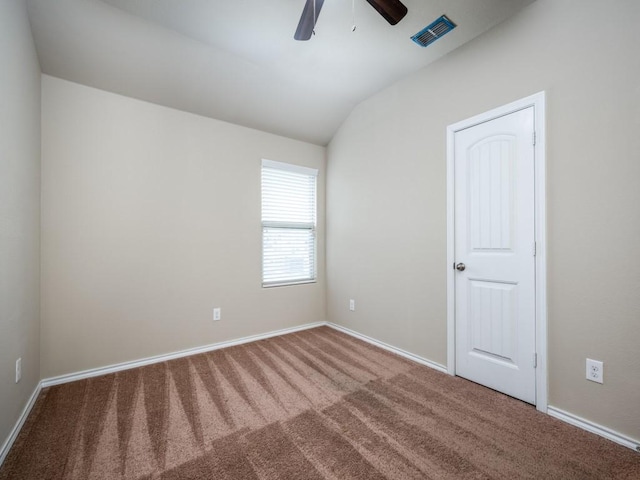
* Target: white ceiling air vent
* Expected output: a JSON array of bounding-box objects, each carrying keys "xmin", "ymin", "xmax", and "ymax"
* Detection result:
[{"xmin": 411, "ymin": 15, "xmax": 456, "ymax": 47}]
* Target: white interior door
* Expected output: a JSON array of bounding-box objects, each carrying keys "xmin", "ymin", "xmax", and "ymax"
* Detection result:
[{"xmin": 454, "ymin": 107, "xmax": 536, "ymax": 404}]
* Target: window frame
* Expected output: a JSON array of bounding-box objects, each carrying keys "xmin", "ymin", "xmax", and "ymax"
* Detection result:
[{"xmin": 261, "ymin": 159, "xmax": 318, "ymax": 288}]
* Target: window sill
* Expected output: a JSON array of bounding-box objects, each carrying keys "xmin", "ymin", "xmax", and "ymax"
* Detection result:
[{"xmin": 262, "ymin": 279, "xmax": 317, "ymax": 288}]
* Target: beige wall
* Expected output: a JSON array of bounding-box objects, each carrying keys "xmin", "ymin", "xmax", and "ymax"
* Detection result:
[
  {"xmin": 327, "ymin": 0, "xmax": 640, "ymax": 440},
  {"xmin": 0, "ymin": 0, "xmax": 41, "ymax": 451},
  {"xmin": 41, "ymin": 75, "xmax": 326, "ymax": 378}
]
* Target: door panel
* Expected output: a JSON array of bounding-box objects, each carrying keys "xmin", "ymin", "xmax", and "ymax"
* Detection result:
[
  {"xmin": 469, "ymin": 136, "xmax": 514, "ymax": 251},
  {"xmin": 454, "ymin": 107, "xmax": 536, "ymax": 404},
  {"xmin": 469, "ymin": 279, "xmax": 517, "ymax": 364}
]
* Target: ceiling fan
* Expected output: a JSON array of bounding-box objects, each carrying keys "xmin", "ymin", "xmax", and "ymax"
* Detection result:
[{"xmin": 294, "ymin": 0, "xmax": 408, "ymax": 41}]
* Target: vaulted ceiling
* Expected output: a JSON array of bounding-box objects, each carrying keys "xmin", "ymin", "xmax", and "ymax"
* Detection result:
[{"xmin": 27, "ymin": 0, "xmax": 535, "ymax": 145}]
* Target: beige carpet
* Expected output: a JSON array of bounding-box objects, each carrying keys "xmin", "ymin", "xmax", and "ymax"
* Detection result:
[{"xmin": 1, "ymin": 326, "xmax": 638, "ymax": 479}]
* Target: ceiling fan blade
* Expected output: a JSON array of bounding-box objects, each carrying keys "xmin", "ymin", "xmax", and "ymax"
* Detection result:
[
  {"xmin": 294, "ymin": 0, "xmax": 325, "ymax": 41},
  {"xmin": 365, "ymin": 0, "xmax": 408, "ymax": 25}
]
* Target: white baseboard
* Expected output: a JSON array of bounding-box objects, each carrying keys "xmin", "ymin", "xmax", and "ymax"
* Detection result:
[
  {"xmin": 41, "ymin": 320, "xmax": 448, "ymax": 388},
  {"xmin": 327, "ymin": 322, "xmax": 448, "ymax": 374},
  {"xmin": 547, "ymin": 406, "xmax": 640, "ymax": 452},
  {"xmin": 41, "ymin": 321, "xmax": 326, "ymax": 388},
  {"xmin": 0, "ymin": 382, "xmax": 42, "ymax": 467}
]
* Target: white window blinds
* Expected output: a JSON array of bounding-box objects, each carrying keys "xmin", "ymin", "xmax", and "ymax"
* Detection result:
[{"xmin": 261, "ymin": 159, "xmax": 318, "ymax": 287}]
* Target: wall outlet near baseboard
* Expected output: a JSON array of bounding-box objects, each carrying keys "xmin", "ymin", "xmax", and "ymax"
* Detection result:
[
  {"xmin": 586, "ymin": 358, "xmax": 603, "ymax": 384},
  {"xmin": 349, "ymin": 299, "xmax": 355, "ymax": 311},
  {"xmin": 213, "ymin": 307, "xmax": 221, "ymax": 321},
  {"xmin": 16, "ymin": 358, "xmax": 22, "ymax": 383}
]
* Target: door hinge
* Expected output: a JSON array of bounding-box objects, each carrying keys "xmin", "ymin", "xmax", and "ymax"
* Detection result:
[
  {"xmin": 533, "ymin": 353, "xmax": 538, "ymax": 368},
  {"xmin": 532, "ymin": 131, "xmax": 536, "ymax": 146},
  {"xmin": 532, "ymin": 241, "xmax": 537, "ymax": 257}
]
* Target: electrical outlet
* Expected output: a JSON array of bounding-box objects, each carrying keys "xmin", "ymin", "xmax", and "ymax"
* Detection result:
[
  {"xmin": 586, "ymin": 358, "xmax": 603, "ymax": 384},
  {"xmin": 213, "ymin": 307, "xmax": 221, "ymax": 321},
  {"xmin": 15, "ymin": 358, "xmax": 22, "ymax": 383},
  {"xmin": 349, "ymin": 299, "xmax": 355, "ymax": 311}
]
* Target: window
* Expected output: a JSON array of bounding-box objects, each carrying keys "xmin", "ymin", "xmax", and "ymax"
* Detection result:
[{"xmin": 261, "ymin": 159, "xmax": 318, "ymax": 287}]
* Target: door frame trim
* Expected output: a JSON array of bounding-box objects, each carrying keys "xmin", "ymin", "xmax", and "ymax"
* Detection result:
[{"xmin": 446, "ymin": 91, "xmax": 547, "ymax": 412}]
